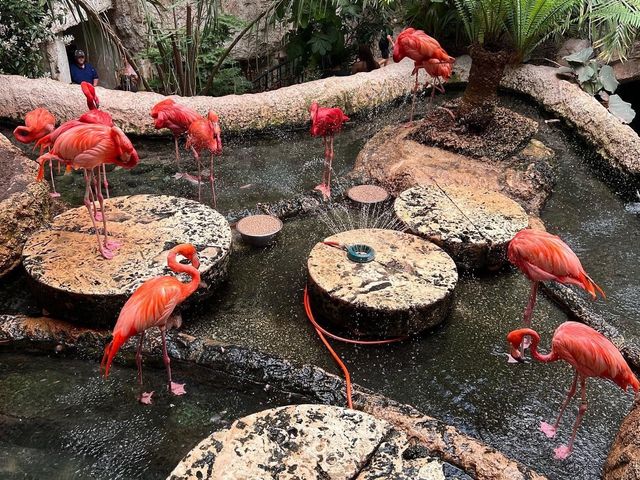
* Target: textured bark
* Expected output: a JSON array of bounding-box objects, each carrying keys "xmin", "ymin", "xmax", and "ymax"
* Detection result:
[{"xmin": 458, "ymin": 45, "xmax": 511, "ymax": 131}]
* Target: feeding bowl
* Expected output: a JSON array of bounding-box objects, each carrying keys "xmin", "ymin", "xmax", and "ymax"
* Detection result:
[
  {"xmin": 236, "ymin": 214, "xmax": 283, "ymax": 247},
  {"xmin": 347, "ymin": 185, "xmax": 389, "ymax": 205}
]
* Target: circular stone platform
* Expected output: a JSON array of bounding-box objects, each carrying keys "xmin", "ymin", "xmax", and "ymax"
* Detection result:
[
  {"xmin": 394, "ymin": 185, "xmax": 529, "ymax": 270},
  {"xmin": 347, "ymin": 184, "xmax": 389, "ymax": 205},
  {"xmin": 22, "ymin": 194, "xmax": 232, "ymax": 326},
  {"xmin": 307, "ymin": 228, "xmax": 457, "ymax": 338},
  {"xmin": 168, "ymin": 404, "xmax": 445, "ymax": 480}
]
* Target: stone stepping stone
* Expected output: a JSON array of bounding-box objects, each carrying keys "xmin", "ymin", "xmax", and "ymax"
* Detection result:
[
  {"xmin": 307, "ymin": 228, "xmax": 457, "ymax": 338},
  {"xmin": 22, "ymin": 194, "xmax": 231, "ymax": 326},
  {"xmin": 394, "ymin": 185, "xmax": 529, "ymax": 270},
  {"xmin": 168, "ymin": 404, "xmax": 445, "ymax": 480}
]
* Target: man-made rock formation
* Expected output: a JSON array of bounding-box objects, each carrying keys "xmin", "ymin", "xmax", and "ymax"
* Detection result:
[
  {"xmin": 394, "ymin": 185, "xmax": 529, "ymax": 270},
  {"xmin": 604, "ymin": 398, "xmax": 640, "ymax": 480},
  {"xmin": 0, "ymin": 134, "xmax": 52, "ymax": 279},
  {"xmin": 21, "ymin": 194, "xmax": 231, "ymax": 326},
  {"xmin": 307, "ymin": 229, "xmax": 458, "ymax": 338},
  {"xmin": 168, "ymin": 404, "xmax": 446, "ymax": 480}
]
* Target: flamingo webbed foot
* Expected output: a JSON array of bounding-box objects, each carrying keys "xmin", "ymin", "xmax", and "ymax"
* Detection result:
[
  {"xmin": 553, "ymin": 444, "xmax": 572, "ymax": 460},
  {"xmin": 540, "ymin": 422, "xmax": 557, "ymax": 438},
  {"xmin": 94, "ymin": 211, "xmax": 104, "ymax": 222},
  {"xmin": 50, "ymin": 192, "xmax": 61, "ymax": 198},
  {"xmin": 139, "ymin": 391, "xmax": 154, "ymax": 405},
  {"xmin": 105, "ymin": 239, "xmax": 122, "ymax": 251},
  {"xmin": 169, "ymin": 381, "xmax": 186, "ymax": 396}
]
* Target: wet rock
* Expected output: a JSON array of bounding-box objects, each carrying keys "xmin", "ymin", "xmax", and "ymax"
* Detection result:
[
  {"xmin": 0, "ymin": 134, "xmax": 52, "ymax": 279},
  {"xmin": 21, "ymin": 194, "xmax": 231, "ymax": 326},
  {"xmin": 352, "ymin": 122, "xmax": 555, "ymax": 216},
  {"xmin": 604, "ymin": 398, "xmax": 640, "ymax": 480},
  {"xmin": 394, "ymin": 185, "xmax": 529, "ymax": 270},
  {"xmin": 168, "ymin": 404, "xmax": 446, "ymax": 480},
  {"xmin": 0, "ymin": 314, "xmax": 546, "ymax": 480},
  {"xmin": 307, "ymin": 228, "xmax": 457, "ymax": 338}
]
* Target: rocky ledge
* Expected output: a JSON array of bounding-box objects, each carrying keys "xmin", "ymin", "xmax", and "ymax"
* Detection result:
[{"xmin": 0, "ymin": 133, "xmax": 52, "ymax": 279}]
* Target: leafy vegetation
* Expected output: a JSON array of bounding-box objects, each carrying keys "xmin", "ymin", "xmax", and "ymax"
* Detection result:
[
  {"xmin": 558, "ymin": 46, "xmax": 636, "ymax": 123},
  {"xmin": 0, "ymin": 0, "xmax": 58, "ymax": 77}
]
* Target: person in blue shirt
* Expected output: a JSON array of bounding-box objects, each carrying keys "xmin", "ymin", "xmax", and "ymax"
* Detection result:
[{"xmin": 69, "ymin": 50, "xmax": 99, "ymax": 86}]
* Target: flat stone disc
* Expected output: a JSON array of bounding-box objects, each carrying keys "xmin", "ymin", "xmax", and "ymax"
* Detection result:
[
  {"xmin": 307, "ymin": 228, "xmax": 457, "ymax": 338},
  {"xmin": 394, "ymin": 185, "xmax": 529, "ymax": 270},
  {"xmin": 22, "ymin": 194, "xmax": 231, "ymax": 326},
  {"xmin": 347, "ymin": 184, "xmax": 389, "ymax": 204},
  {"xmin": 168, "ymin": 404, "xmax": 445, "ymax": 480}
]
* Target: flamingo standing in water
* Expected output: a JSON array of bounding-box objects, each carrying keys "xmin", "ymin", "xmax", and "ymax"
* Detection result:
[
  {"xmin": 185, "ymin": 111, "xmax": 222, "ymax": 205},
  {"xmin": 507, "ymin": 322, "xmax": 639, "ymax": 459},
  {"xmin": 101, "ymin": 243, "xmax": 204, "ymax": 403},
  {"xmin": 388, "ymin": 28, "xmax": 455, "ymax": 121},
  {"xmin": 310, "ymin": 102, "xmax": 349, "ymax": 200},
  {"xmin": 35, "ymin": 123, "xmax": 139, "ymax": 259},
  {"xmin": 150, "ymin": 98, "xmax": 200, "ymax": 179},
  {"xmin": 13, "ymin": 108, "xmax": 59, "ymax": 195}
]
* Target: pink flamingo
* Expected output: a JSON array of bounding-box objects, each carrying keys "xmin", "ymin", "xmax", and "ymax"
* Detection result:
[
  {"xmin": 310, "ymin": 102, "xmax": 349, "ymax": 200},
  {"xmin": 185, "ymin": 111, "xmax": 222, "ymax": 205},
  {"xmin": 13, "ymin": 108, "xmax": 59, "ymax": 196},
  {"xmin": 150, "ymin": 98, "xmax": 201, "ymax": 180},
  {"xmin": 101, "ymin": 243, "xmax": 204, "ymax": 403},
  {"xmin": 81, "ymin": 81, "xmax": 113, "ymax": 199},
  {"xmin": 508, "ymin": 321, "xmax": 639, "ymax": 459},
  {"xmin": 388, "ymin": 28, "xmax": 455, "ymax": 121},
  {"xmin": 507, "ymin": 228, "xmax": 604, "ymax": 359},
  {"xmin": 36, "ymin": 123, "xmax": 139, "ymax": 259}
]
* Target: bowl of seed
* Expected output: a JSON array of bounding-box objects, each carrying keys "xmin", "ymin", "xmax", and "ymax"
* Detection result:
[{"xmin": 236, "ymin": 214, "xmax": 283, "ymax": 247}]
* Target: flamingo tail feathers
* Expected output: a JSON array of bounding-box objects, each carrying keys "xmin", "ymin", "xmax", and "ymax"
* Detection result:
[
  {"xmin": 101, "ymin": 332, "xmax": 128, "ymax": 378},
  {"xmin": 584, "ymin": 273, "xmax": 606, "ymax": 300}
]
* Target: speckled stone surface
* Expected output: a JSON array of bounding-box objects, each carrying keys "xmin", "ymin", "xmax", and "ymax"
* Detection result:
[
  {"xmin": 394, "ymin": 185, "xmax": 529, "ymax": 270},
  {"xmin": 307, "ymin": 228, "xmax": 457, "ymax": 338},
  {"xmin": 21, "ymin": 194, "xmax": 231, "ymax": 326},
  {"xmin": 168, "ymin": 404, "xmax": 446, "ymax": 480}
]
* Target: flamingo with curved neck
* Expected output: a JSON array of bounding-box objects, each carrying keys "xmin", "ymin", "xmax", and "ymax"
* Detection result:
[
  {"xmin": 507, "ymin": 322, "xmax": 638, "ymax": 459},
  {"xmin": 101, "ymin": 244, "xmax": 204, "ymax": 403}
]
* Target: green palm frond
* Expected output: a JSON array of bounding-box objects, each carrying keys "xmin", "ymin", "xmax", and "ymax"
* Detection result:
[{"xmin": 589, "ymin": 0, "xmax": 640, "ymax": 61}]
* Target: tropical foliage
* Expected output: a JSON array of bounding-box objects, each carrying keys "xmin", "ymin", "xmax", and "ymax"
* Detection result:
[
  {"xmin": 558, "ymin": 46, "xmax": 636, "ymax": 123},
  {"xmin": 0, "ymin": 0, "xmax": 58, "ymax": 77}
]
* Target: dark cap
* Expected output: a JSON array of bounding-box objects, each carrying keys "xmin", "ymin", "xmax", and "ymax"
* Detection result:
[{"xmin": 74, "ymin": 49, "xmax": 85, "ymax": 58}]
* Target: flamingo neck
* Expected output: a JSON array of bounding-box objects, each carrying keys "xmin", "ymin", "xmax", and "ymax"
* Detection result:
[
  {"xmin": 167, "ymin": 252, "xmax": 201, "ymax": 299},
  {"xmin": 525, "ymin": 329, "xmax": 557, "ymax": 363}
]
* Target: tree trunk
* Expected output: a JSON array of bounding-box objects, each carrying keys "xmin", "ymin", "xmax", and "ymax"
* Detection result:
[{"xmin": 458, "ymin": 44, "xmax": 511, "ymax": 131}]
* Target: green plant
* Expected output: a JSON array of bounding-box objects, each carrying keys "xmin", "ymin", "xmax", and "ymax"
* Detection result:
[
  {"xmin": 453, "ymin": 0, "xmax": 580, "ymax": 129},
  {"xmin": 558, "ymin": 46, "xmax": 636, "ymax": 123},
  {"xmin": 0, "ymin": 0, "xmax": 58, "ymax": 77}
]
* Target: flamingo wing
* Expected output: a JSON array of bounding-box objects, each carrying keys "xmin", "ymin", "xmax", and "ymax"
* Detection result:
[{"xmin": 554, "ymin": 322, "xmax": 639, "ymax": 392}]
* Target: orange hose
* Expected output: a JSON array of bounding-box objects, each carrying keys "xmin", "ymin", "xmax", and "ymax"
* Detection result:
[{"xmin": 303, "ymin": 286, "xmax": 406, "ymax": 409}]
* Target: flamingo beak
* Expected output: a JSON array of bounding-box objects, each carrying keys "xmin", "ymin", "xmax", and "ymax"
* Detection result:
[
  {"xmin": 199, "ymin": 280, "xmax": 208, "ymax": 289},
  {"xmin": 510, "ymin": 345, "xmax": 524, "ymax": 363}
]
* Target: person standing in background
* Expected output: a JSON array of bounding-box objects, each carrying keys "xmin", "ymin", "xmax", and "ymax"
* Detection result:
[
  {"xmin": 69, "ymin": 49, "xmax": 99, "ymax": 86},
  {"xmin": 378, "ymin": 34, "xmax": 391, "ymax": 66}
]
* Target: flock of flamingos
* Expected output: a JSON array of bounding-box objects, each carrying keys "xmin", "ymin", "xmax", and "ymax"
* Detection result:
[{"xmin": 8, "ymin": 27, "xmax": 640, "ymax": 463}]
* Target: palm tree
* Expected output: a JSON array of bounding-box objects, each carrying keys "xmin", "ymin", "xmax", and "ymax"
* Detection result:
[{"xmin": 454, "ymin": 0, "xmax": 580, "ymax": 130}]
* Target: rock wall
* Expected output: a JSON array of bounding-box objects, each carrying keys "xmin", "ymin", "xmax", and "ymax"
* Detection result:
[
  {"xmin": 604, "ymin": 398, "xmax": 640, "ymax": 480},
  {"xmin": 0, "ymin": 135, "xmax": 52, "ymax": 279}
]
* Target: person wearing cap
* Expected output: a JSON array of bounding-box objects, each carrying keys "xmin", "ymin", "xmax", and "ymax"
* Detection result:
[{"xmin": 69, "ymin": 50, "xmax": 99, "ymax": 86}]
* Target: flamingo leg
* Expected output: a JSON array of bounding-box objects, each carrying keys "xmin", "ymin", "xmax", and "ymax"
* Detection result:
[
  {"xmin": 49, "ymin": 160, "xmax": 60, "ymax": 197},
  {"xmin": 554, "ymin": 376, "xmax": 587, "ymax": 460},
  {"xmin": 83, "ymin": 169, "xmax": 113, "ymax": 260},
  {"xmin": 174, "ymin": 135, "xmax": 182, "ymax": 171},
  {"xmin": 520, "ymin": 281, "xmax": 539, "ymax": 353},
  {"xmin": 314, "ymin": 136, "xmax": 331, "ymax": 199},
  {"xmin": 136, "ymin": 332, "xmax": 145, "ymax": 385},
  {"xmin": 102, "ymin": 163, "xmax": 110, "ymax": 199},
  {"xmin": 325, "ymin": 135, "xmax": 334, "ymax": 199},
  {"xmin": 94, "ymin": 167, "xmax": 121, "ymax": 253},
  {"xmin": 209, "ymin": 152, "xmax": 216, "ymax": 208},
  {"xmin": 409, "ymin": 70, "xmax": 420, "ymax": 122},
  {"xmin": 194, "ymin": 150, "xmax": 202, "ymax": 202},
  {"xmin": 161, "ymin": 327, "xmax": 186, "ymax": 395},
  {"xmin": 540, "ymin": 371, "xmax": 578, "ymax": 439}
]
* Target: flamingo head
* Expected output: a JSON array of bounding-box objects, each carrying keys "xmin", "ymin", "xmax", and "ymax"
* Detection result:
[
  {"xmin": 506, "ymin": 329, "xmax": 529, "ymax": 362},
  {"xmin": 172, "ymin": 243, "xmax": 200, "ymax": 269},
  {"xmin": 81, "ymin": 81, "xmax": 99, "ymax": 110},
  {"xmin": 110, "ymin": 127, "xmax": 139, "ymax": 169}
]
